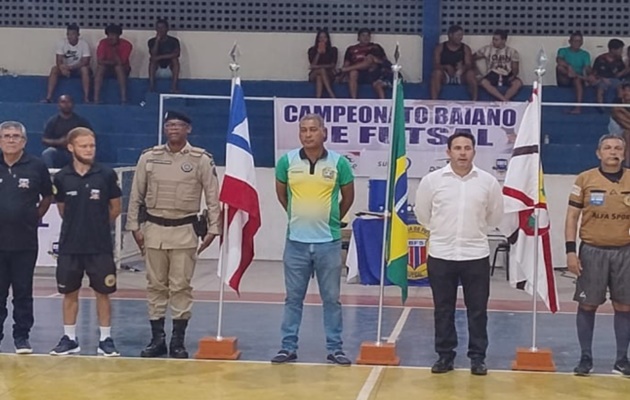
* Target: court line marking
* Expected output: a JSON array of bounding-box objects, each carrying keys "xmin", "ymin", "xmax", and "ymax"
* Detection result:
[
  {"xmin": 355, "ymin": 307, "xmax": 412, "ymax": 400},
  {"xmin": 30, "ymin": 295, "xmax": 613, "ymax": 316}
]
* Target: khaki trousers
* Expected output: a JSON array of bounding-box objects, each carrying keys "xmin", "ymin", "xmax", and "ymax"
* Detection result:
[{"xmin": 145, "ymin": 248, "xmax": 197, "ymax": 320}]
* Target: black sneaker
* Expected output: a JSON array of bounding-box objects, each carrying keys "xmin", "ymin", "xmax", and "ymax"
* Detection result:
[
  {"xmin": 98, "ymin": 337, "xmax": 120, "ymax": 357},
  {"xmin": 431, "ymin": 356, "xmax": 454, "ymax": 373},
  {"xmin": 50, "ymin": 335, "xmax": 80, "ymax": 356},
  {"xmin": 271, "ymin": 349, "xmax": 297, "ymax": 364},
  {"xmin": 471, "ymin": 359, "xmax": 488, "ymax": 376},
  {"xmin": 327, "ymin": 350, "xmax": 352, "ymax": 366},
  {"xmin": 14, "ymin": 337, "xmax": 33, "ymax": 355},
  {"xmin": 612, "ymin": 358, "xmax": 630, "ymax": 377},
  {"xmin": 574, "ymin": 355, "xmax": 593, "ymax": 376}
]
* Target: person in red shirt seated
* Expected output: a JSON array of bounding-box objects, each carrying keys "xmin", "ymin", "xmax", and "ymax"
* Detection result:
[
  {"xmin": 338, "ymin": 28, "xmax": 392, "ymax": 99},
  {"xmin": 94, "ymin": 24, "xmax": 133, "ymax": 104}
]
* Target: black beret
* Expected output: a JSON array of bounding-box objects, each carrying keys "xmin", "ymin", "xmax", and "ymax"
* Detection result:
[{"xmin": 164, "ymin": 111, "xmax": 191, "ymax": 124}]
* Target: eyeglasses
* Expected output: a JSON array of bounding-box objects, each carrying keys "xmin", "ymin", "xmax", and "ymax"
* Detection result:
[
  {"xmin": 164, "ymin": 122, "xmax": 188, "ymax": 128},
  {"xmin": 0, "ymin": 134, "xmax": 24, "ymax": 141}
]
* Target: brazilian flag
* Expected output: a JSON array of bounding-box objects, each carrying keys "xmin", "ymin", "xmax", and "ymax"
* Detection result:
[{"xmin": 385, "ymin": 79, "xmax": 408, "ymax": 303}]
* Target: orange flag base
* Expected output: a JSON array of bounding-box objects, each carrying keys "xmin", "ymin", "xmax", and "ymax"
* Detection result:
[
  {"xmin": 356, "ymin": 341, "xmax": 400, "ymax": 366},
  {"xmin": 511, "ymin": 347, "xmax": 556, "ymax": 372},
  {"xmin": 194, "ymin": 336, "xmax": 241, "ymax": 360}
]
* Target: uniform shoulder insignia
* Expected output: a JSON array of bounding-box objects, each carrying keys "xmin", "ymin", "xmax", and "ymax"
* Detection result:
[
  {"xmin": 189, "ymin": 146, "xmax": 206, "ymax": 157},
  {"xmin": 150, "ymin": 145, "xmax": 166, "ymax": 154}
]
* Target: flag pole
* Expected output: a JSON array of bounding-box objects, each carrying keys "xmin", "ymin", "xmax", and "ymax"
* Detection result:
[
  {"xmin": 357, "ymin": 43, "xmax": 402, "ymax": 366},
  {"xmin": 195, "ymin": 43, "xmax": 242, "ymax": 360},
  {"xmin": 375, "ymin": 43, "xmax": 403, "ymax": 345}
]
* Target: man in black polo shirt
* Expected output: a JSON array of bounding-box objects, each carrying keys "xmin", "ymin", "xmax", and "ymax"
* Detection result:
[
  {"xmin": 0, "ymin": 121, "xmax": 53, "ymax": 354},
  {"xmin": 148, "ymin": 19, "xmax": 180, "ymax": 93},
  {"xmin": 49, "ymin": 127, "xmax": 122, "ymax": 357},
  {"xmin": 41, "ymin": 95, "xmax": 92, "ymax": 169}
]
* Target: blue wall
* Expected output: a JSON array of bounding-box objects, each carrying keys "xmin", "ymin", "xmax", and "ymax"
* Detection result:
[{"xmin": 0, "ymin": 75, "xmax": 608, "ymax": 174}]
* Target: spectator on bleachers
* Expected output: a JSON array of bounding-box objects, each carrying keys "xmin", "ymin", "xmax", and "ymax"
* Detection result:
[
  {"xmin": 43, "ymin": 24, "xmax": 91, "ymax": 104},
  {"xmin": 41, "ymin": 95, "xmax": 92, "ymax": 169},
  {"xmin": 474, "ymin": 29, "xmax": 522, "ymax": 102},
  {"xmin": 430, "ymin": 25, "xmax": 477, "ymax": 100},
  {"xmin": 556, "ymin": 32, "xmax": 596, "ymax": 115},
  {"xmin": 339, "ymin": 28, "xmax": 392, "ymax": 99},
  {"xmin": 148, "ymin": 19, "xmax": 181, "ymax": 93},
  {"xmin": 94, "ymin": 24, "xmax": 133, "ymax": 104},
  {"xmin": 307, "ymin": 30, "xmax": 338, "ymax": 99},
  {"xmin": 609, "ymin": 83, "xmax": 630, "ymax": 165},
  {"xmin": 592, "ymin": 39, "xmax": 627, "ymax": 106}
]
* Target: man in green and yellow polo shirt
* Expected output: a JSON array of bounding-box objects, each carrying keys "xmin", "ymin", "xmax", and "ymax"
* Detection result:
[{"xmin": 272, "ymin": 113, "xmax": 355, "ymax": 365}]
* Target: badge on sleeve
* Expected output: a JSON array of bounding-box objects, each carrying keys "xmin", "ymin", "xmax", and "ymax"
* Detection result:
[
  {"xmin": 589, "ymin": 192, "xmax": 605, "ymax": 206},
  {"xmin": 624, "ymin": 195, "xmax": 630, "ymax": 207}
]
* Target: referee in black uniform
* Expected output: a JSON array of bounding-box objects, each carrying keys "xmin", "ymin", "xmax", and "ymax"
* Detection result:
[
  {"xmin": 0, "ymin": 121, "xmax": 53, "ymax": 354},
  {"xmin": 49, "ymin": 127, "xmax": 122, "ymax": 357}
]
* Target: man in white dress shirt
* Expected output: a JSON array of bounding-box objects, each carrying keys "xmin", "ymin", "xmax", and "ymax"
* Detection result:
[{"xmin": 414, "ymin": 131, "xmax": 504, "ymax": 376}]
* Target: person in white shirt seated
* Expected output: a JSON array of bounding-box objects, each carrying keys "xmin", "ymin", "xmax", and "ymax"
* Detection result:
[
  {"xmin": 414, "ymin": 131, "xmax": 504, "ymax": 376},
  {"xmin": 43, "ymin": 23, "xmax": 91, "ymax": 104}
]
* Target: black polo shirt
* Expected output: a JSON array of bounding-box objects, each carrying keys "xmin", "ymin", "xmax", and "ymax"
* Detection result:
[
  {"xmin": 0, "ymin": 153, "xmax": 53, "ymax": 251},
  {"xmin": 43, "ymin": 113, "xmax": 92, "ymax": 147},
  {"xmin": 53, "ymin": 163, "xmax": 121, "ymax": 255}
]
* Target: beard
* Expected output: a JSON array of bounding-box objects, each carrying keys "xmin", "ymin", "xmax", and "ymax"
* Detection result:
[{"xmin": 74, "ymin": 153, "xmax": 94, "ymax": 165}]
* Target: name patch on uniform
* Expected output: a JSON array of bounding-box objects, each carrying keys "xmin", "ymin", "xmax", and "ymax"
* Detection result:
[
  {"xmin": 571, "ymin": 185, "xmax": 581, "ymax": 197},
  {"xmin": 589, "ymin": 192, "xmax": 605, "ymax": 206},
  {"xmin": 148, "ymin": 159, "xmax": 172, "ymax": 165},
  {"xmin": 18, "ymin": 178, "xmax": 30, "ymax": 188},
  {"xmin": 89, "ymin": 189, "xmax": 101, "ymax": 200},
  {"xmin": 66, "ymin": 190, "xmax": 78, "ymax": 196},
  {"xmin": 181, "ymin": 162, "xmax": 194, "ymax": 173}
]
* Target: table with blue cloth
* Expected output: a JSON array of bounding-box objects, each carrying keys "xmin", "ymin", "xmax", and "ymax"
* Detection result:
[{"xmin": 346, "ymin": 215, "xmax": 430, "ymax": 287}]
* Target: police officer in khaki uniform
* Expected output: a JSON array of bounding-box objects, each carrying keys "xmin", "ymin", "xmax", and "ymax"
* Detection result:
[{"xmin": 126, "ymin": 111, "xmax": 221, "ymax": 359}]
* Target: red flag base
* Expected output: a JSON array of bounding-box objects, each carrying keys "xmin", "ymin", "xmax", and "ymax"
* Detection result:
[
  {"xmin": 511, "ymin": 347, "xmax": 556, "ymax": 372},
  {"xmin": 356, "ymin": 341, "xmax": 400, "ymax": 366},
  {"xmin": 194, "ymin": 336, "xmax": 241, "ymax": 360}
]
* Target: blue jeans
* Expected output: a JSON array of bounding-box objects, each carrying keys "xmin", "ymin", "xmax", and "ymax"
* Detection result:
[
  {"xmin": 281, "ymin": 239, "xmax": 343, "ymax": 353},
  {"xmin": 41, "ymin": 147, "xmax": 71, "ymax": 169}
]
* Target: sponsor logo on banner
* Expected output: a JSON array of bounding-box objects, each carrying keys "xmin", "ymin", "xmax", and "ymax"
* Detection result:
[
  {"xmin": 408, "ymin": 224, "xmax": 430, "ymax": 281},
  {"xmin": 274, "ymin": 98, "xmax": 528, "ymax": 178}
]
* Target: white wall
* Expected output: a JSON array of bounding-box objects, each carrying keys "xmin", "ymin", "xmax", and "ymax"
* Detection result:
[
  {"xmin": 202, "ymin": 168, "xmax": 575, "ymax": 269},
  {"xmin": 0, "ymin": 28, "xmax": 422, "ymax": 82}
]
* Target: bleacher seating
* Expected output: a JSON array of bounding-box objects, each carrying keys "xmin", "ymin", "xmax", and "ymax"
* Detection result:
[{"xmin": 0, "ymin": 75, "xmax": 609, "ymax": 174}]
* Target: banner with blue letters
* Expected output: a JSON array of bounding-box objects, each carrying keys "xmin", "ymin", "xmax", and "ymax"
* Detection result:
[{"xmin": 274, "ymin": 98, "xmax": 528, "ymax": 180}]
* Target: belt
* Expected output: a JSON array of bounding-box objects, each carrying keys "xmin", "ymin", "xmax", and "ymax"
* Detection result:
[{"xmin": 146, "ymin": 212, "xmax": 197, "ymax": 227}]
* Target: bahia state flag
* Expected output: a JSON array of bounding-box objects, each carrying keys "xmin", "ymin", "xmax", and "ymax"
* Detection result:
[
  {"xmin": 218, "ymin": 77, "xmax": 262, "ymax": 293},
  {"xmin": 385, "ymin": 79, "xmax": 409, "ymax": 303},
  {"xmin": 500, "ymin": 81, "xmax": 559, "ymax": 313}
]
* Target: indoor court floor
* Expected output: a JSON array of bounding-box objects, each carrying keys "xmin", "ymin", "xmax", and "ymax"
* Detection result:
[{"xmin": 1, "ymin": 260, "xmax": 629, "ymax": 399}]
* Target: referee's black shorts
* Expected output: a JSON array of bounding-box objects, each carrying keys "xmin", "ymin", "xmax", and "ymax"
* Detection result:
[
  {"xmin": 56, "ymin": 254, "xmax": 117, "ymax": 295},
  {"xmin": 575, "ymin": 243, "xmax": 630, "ymax": 306}
]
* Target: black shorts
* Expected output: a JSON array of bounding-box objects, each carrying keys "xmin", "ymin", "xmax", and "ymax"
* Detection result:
[
  {"xmin": 483, "ymin": 71, "xmax": 517, "ymax": 87},
  {"xmin": 574, "ymin": 243, "xmax": 630, "ymax": 306},
  {"xmin": 56, "ymin": 254, "xmax": 117, "ymax": 295}
]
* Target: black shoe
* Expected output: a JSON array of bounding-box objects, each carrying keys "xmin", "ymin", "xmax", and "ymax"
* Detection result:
[
  {"xmin": 169, "ymin": 319, "xmax": 189, "ymax": 359},
  {"xmin": 14, "ymin": 337, "xmax": 33, "ymax": 355},
  {"xmin": 141, "ymin": 319, "xmax": 168, "ymax": 358},
  {"xmin": 271, "ymin": 349, "xmax": 297, "ymax": 364},
  {"xmin": 50, "ymin": 335, "xmax": 80, "ymax": 356},
  {"xmin": 327, "ymin": 350, "xmax": 351, "ymax": 366},
  {"xmin": 98, "ymin": 337, "xmax": 121, "ymax": 357},
  {"xmin": 612, "ymin": 357, "xmax": 630, "ymax": 377},
  {"xmin": 574, "ymin": 355, "xmax": 593, "ymax": 376},
  {"xmin": 471, "ymin": 359, "xmax": 488, "ymax": 376},
  {"xmin": 431, "ymin": 356, "xmax": 454, "ymax": 373}
]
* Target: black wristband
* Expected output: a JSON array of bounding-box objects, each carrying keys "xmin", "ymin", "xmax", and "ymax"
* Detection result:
[{"xmin": 566, "ymin": 241, "xmax": 577, "ymax": 254}]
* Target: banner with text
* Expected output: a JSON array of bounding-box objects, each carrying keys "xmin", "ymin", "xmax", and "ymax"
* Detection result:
[{"xmin": 274, "ymin": 98, "xmax": 528, "ymax": 180}]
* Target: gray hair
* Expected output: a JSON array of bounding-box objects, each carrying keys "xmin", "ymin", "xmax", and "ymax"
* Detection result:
[
  {"xmin": 299, "ymin": 113, "xmax": 326, "ymax": 129},
  {"xmin": 0, "ymin": 121, "xmax": 27, "ymax": 140},
  {"xmin": 598, "ymin": 133, "xmax": 625, "ymax": 149}
]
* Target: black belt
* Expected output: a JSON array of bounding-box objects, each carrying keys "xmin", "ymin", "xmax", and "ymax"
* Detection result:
[{"xmin": 146, "ymin": 212, "xmax": 197, "ymax": 227}]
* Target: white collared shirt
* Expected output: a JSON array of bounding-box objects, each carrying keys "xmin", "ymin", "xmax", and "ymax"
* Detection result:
[{"xmin": 414, "ymin": 164, "xmax": 504, "ymax": 261}]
